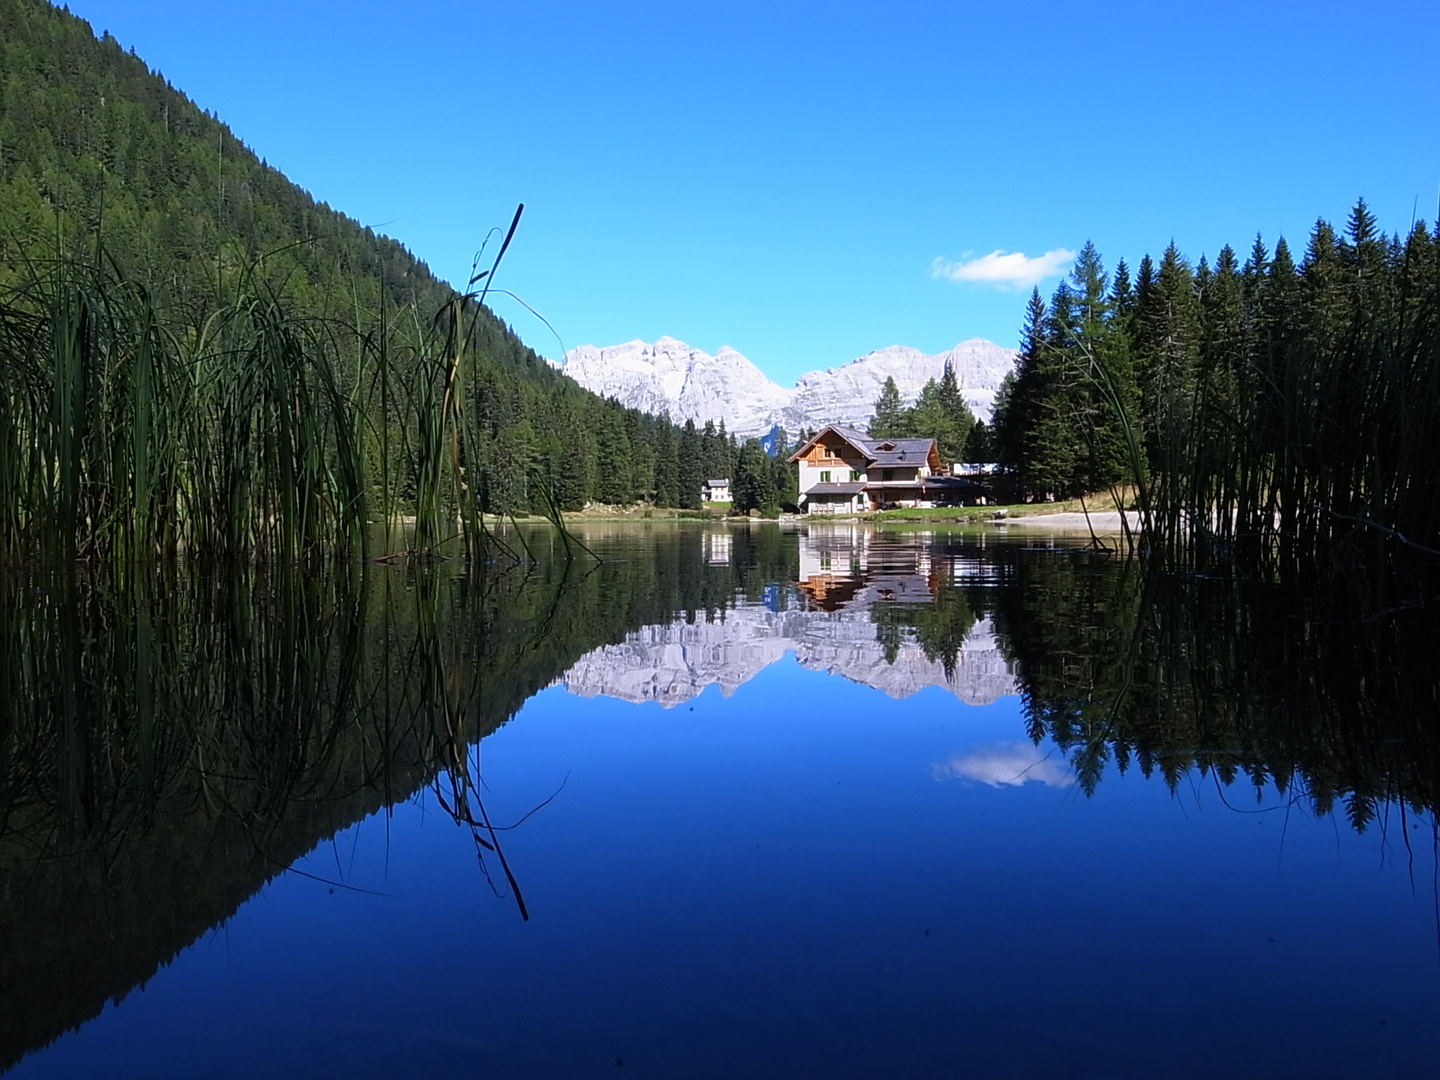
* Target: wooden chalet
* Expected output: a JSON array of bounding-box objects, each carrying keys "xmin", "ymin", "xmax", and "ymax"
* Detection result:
[{"xmin": 788, "ymin": 425, "xmax": 982, "ymax": 514}]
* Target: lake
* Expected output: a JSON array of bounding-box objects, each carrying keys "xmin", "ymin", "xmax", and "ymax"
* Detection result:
[{"xmin": 3, "ymin": 522, "xmax": 1438, "ymax": 1078}]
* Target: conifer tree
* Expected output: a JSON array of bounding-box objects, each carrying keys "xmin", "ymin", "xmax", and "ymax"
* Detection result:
[
  {"xmin": 993, "ymin": 288, "xmax": 1047, "ymax": 487},
  {"xmin": 963, "ymin": 419, "xmax": 993, "ymax": 463},
  {"xmin": 1066, "ymin": 240, "xmax": 1134, "ymax": 491},
  {"xmin": 653, "ymin": 415, "xmax": 679, "ymax": 507},
  {"xmin": 732, "ymin": 439, "xmax": 778, "ymax": 515},
  {"xmin": 869, "ymin": 376, "xmax": 908, "ymax": 437},
  {"xmin": 1026, "ymin": 280, "xmax": 1083, "ymax": 496},
  {"xmin": 1342, "ymin": 197, "xmax": 1393, "ymax": 325},
  {"xmin": 1134, "ymin": 242, "xmax": 1202, "ymax": 473},
  {"xmin": 678, "ymin": 419, "xmax": 703, "ymax": 509},
  {"xmin": 699, "ymin": 421, "xmax": 724, "ymax": 482},
  {"xmin": 769, "ymin": 428, "xmax": 800, "ymax": 508},
  {"xmin": 1301, "ymin": 218, "xmax": 1348, "ymax": 348},
  {"xmin": 908, "ymin": 363, "xmax": 975, "ymax": 466},
  {"xmin": 1110, "ymin": 258, "xmax": 1134, "ymax": 325},
  {"xmin": 1197, "ymin": 244, "xmax": 1247, "ymax": 508},
  {"xmin": 594, "ymin": 412, "xmax": 633, "ymax": 505},
  {"xmin": 554, "ymin": 421, "xmax": 595, "ymax": 511}
]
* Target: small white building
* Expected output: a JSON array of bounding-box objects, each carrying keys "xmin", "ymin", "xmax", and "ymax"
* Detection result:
[{"xmin": 702, "ymin": 478, "xmax": 732, "ymax": 503}]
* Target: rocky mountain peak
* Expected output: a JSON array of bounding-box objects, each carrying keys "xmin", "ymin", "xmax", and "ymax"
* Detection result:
[{"xmin": 558, "ymin": 337, "xmax": 1017, "ymax": 438}]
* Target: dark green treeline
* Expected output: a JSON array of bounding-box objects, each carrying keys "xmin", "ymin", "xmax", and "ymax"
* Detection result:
[
  {"xmin": 0, "ymin": 0, "xmax": 790, "ymax": 542},
  {"xmin": 992, "ymin": 201, "xmax": 1440, "ymax": 567}
]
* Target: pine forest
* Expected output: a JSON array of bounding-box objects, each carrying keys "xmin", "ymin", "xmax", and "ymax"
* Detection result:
[{"xmin": 989, "ymin": 206, "xmax": 1439, "ymax": 571}]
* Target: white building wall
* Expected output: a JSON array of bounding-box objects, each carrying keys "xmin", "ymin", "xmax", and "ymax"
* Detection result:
[{"xmin": 797, "ymin": 461, "xmax": 857, "ymax": 493}]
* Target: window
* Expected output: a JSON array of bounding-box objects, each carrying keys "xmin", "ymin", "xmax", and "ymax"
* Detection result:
[
  {"xmin": 883, "ymin": 469, "xmax": 893, "ymax": 481},
  {"xmin": 820, "ymin": 470, "xmax": 831, "ymax": 483}
]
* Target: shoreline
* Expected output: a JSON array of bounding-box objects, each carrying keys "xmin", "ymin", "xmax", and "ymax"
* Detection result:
[{"xmin": 990, "ymin": 510, "xmax": 1142, "ymax": 534}]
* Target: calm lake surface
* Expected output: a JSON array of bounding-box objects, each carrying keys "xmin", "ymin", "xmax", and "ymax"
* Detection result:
[{"xmin": 3, "ymin": 523, "xmax": 1439, "ymax": 1078}]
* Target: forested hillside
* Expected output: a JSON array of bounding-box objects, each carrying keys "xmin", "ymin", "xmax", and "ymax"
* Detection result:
[{"xmin": 0, "ymin": 0, "xmax": 791, "ymax": 531}]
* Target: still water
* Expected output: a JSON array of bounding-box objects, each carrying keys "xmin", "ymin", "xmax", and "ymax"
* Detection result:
[{"xmin": 3, "ymin": 524, "xmax": 1439, "ymax": 1078}]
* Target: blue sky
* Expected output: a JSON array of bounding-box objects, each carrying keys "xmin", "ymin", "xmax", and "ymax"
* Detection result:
[{"xmin": 65, "ymin": 0, "xmax": 1439, "ymax": 385}]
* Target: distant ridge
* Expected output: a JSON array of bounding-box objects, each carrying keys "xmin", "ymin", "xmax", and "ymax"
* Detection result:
[{"xmin": 559, "ymin": 337, "xmax": 1017, "ymax": 438}]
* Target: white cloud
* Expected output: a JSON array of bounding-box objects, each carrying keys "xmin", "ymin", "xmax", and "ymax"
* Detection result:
[
  {"xmin": 932, "ymin": 741, "xmax": 1072, "ymax": 788},
  {"xmin": 930, "ymin": 248, "xmax": 1075, "ymax": 291}
]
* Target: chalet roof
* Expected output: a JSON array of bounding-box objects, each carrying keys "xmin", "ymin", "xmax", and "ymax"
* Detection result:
[
  {"xmin": 921, "ymin": 476, "xmax": 985, "ymax": 492},
  {"xmin": 804, "ymin": 482, "xmax": 867, "ymax": 496},
  {"xmin": 789, "ymin": 425, "xmax": 938, "ymax": 466},
  {"xmin": 829, "ymin": 425, "xmax": 871, "ymax": 446},
  {"xmin": 868, "ymin": 438, "xmax": 936, "ymax": 466},
  {"xmin": 704, "ymin": 478, "xmax": 730, "ymax": 487}
]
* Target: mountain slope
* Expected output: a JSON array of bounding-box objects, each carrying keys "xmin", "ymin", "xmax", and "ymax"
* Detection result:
[{"xmin": 0, "ymin": 0, "xmax": 560, "ymax": 381}]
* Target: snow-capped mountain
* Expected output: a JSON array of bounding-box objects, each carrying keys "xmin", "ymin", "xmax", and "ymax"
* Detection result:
[
  {"xmin": 560, "ymin": 337, "xmax": 791, "ymax": 431},
  {"xmin": 558, "ymin": 337, "xmax": 1017, "ymax": 439}
]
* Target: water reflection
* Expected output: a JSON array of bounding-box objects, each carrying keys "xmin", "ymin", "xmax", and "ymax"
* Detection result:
[
  {"xmin": 561, "ymin": 527, "xmax": 1016, "ymax": 707},
  {"xmin": 932, "ymin": 741, "xmax": 1073, "ymax": 788},
  {"xmin": 0, "ymin": 525, "xmax": 801, "ymax": 1069},
  {"xmin": 987, "ymin": 539, "xmax": 1440, "ymax": 827},
  {"xmin": 1, "ymin": 522, "xmax": 1438, "ymax": 1075}
]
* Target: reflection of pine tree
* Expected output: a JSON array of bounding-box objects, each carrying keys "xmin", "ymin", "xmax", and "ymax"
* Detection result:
[
  {"xmin": 871, "ymin": 607, "xmax": 906, "ymax": 666},
  {"xmin": 911, "ymin": 583, "xmax": 977, "ymax": 681}
]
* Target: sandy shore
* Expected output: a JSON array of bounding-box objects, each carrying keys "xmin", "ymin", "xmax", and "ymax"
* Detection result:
[{"xmin": 996, "ymin": 510, "xmax": 1143, "ymax": 533}]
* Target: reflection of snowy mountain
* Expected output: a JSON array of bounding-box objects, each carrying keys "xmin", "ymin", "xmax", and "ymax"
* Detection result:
[{"xmin": 558, "ymin": 609, "xmax": 1016, "ymax": 708}]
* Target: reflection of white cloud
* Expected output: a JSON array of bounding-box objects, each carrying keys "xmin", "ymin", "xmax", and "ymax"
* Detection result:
[
  {"xmin": 933, "ymin": 742, "xmax": 1071, "ymax": 788},
  {"xmin": 930, "ymin": 248, "xmax": 1074, "ymax": 290}
]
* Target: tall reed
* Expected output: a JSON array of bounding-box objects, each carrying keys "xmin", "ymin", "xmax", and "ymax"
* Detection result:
[{"xmin": 0, "ymin": 211, "xmax": 580, "ymax": 569}]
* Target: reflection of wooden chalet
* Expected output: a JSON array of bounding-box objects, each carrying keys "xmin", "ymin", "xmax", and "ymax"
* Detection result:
[
  {"xmin": 795, "ymin": 528, "xmax": 938, "ymax": 610},
  {"xmin": 788, "ymin": 426, "xmax": 982, "ymax": 514},
  {"xmin": 795, "ymin": 573, "xmax": 865, "ymax": 611}
]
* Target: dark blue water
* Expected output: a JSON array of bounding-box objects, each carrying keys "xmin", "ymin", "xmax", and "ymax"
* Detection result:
[{"xmin": 6, "ymin": 526, "xmax": 1439, "ymax": 1078}]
